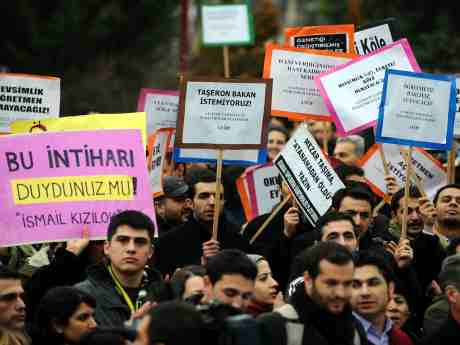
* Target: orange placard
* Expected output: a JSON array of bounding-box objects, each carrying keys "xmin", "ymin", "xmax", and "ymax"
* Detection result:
[
  {"xmin": 285, "ymin": 24, "xmax": 355, "ymax": 54},
  {"xmin": 236, "ymin": 172, "xmax": 253, "ymax": 221},
  {"xmin": 263, "ymin": 43, "xmax": 355, "ymax": 121}
]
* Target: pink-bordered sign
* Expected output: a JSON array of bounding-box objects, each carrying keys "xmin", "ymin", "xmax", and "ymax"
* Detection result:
[{"xmin": 315, "ymin": 39, "xmax": 420, "ymax": 135}]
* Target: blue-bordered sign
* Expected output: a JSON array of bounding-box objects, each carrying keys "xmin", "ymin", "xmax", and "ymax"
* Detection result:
[
  {"xmin": 376, "ymin": 69, "xmax": 456, "ymax": 150},
  {"xmin": 173, "ymin": 147, "xmax": 267, "ymax": 166}
]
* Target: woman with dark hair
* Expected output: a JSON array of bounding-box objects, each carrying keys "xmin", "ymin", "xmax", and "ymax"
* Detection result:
[
  {"xmin": 246, "ymin": 255, "xmax": 281, "ymax": 316},
  {"xmin": 267, "ymin": 126, "xmax": 289, "ymax": 161},
  {"xmin": 170, "ymin": 265, "xmax": 206, "ymax": 304},
  {"xmin": 31, "ymin": 286, "xmax": 97, "ymax": 345}
]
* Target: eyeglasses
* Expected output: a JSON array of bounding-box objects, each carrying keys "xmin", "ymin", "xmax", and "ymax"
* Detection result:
[{"xmin": 0, "ymin": 292, "xmax": 25, "ymax": 303}]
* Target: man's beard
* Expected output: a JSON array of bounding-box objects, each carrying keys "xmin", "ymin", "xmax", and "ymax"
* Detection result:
[
  {"xmin": 310, "ymin": 282, "xmax": 347, "ymax": 314},
  {"xmin": 438, "ymin": 217, "xmax": 460, "ymax": 238}
]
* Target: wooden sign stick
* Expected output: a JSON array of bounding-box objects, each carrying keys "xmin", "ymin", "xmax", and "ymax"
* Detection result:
[
  {"xmin": 448, "ymin": 141, "xmax": 456, "ymax": 184},
  {"xmin": 223, "ymin": 46, "xmax": 231, "ymax": 78},
  {"xmin": 411, "ymin": 171, "xmax": 427, "ymax": 198},
  {"xmin": 212, "ymin": 149, "xmax": 224, "ymax": 240},
  {"xmin": 401, "ymin": 147, "xmax": 413, "ymax": 241},
  {"xmin": 250, "ymin": 195, "xmax": 292, "ymax": 244}
]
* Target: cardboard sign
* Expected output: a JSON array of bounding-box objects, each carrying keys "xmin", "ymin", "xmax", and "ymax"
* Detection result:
[
  {"xmin": 263, "ymin": 44, "xmax": 354, "ymax": 121},
  {"xmin": 454, "ymin": 77, "xmax": 460, "ymax": 137},
  {"xmin": 359, "ymin": 144, "xmax": 447, "ymax": 199},
  {"xmin": 0, "ymin": 73, "xmax": 60, "ymax": 132},
  {"xmin": 236, "ymin": 172, "xmax": 253, "ymax": 220},
  {"xmin": 174, "ymin": 147, "xmax": 267, "ymax": 166},
  {"xmin": 316, "ymin": 39, "xmax": 420, "ymax": 135},
  {"xmin": 201, "ymin": 2, "xmax": 254, "ymax": 46},
  {"xmin": 376, "ymin": 69, "xmax": 456, "ymax": 150},
  {"xmin": 0, "ymin": 129, "xmax": 156, "ymax": 247},
  {"xmin": 273, "ymin": 125, "xmax": 345, "ymax": 225},
  {"xmin": 354, "ymin": 18, "xmax": 401, "ymax": 55},
  {"xmin": 247, "ymin": 164, "xmax": 281, "ymax": 218},
  {"xmin": 147, "ymin": 129, "xmax": 174, "ymax": 197},
  {"xmin": 176, "ymin": 78, "xmax": 272, "ymax": 149},
  {"xmin": 10, "ymin": 112, "xmax": 147, "ymax": 147},
  {"xmin": 284, "ymin": 24, "xmax": 355, "ymax": 53},
  {"xmin": 137, "ymin": 88, "xmax": 178, "ymax": 135}
]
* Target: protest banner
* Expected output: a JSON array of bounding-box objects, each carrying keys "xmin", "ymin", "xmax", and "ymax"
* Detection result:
[
  {"xmin": 284, "ymin": 24, "xmax": 355, "ymax": 53},
  {"xmin": 0, "ymin": 73, "xmax": 60, "ymax": 132},
  {"xmin": 10, "ymin": 112, "xmax": 148, "ymax": 147},
  {"xmin": 376, "ymin": 69, "xmax": 456, "ymax": 150},
  {"xmin": 359, "ymin": 143, "xmax": 447, "ymax": 200},
  {"xmin": 247, "ymin": 163, "xmax": 281, "ymax": 218},
  {"xmin": 273, "ymin": 125, "xmax": 345, "ymax": 226},
  {"xmin": 175, "ymin": 78, "xmax": 272, "ymax": 149},
  {"xmin": 0, "ymin": 129, "xmax": 156, "ymax": 247},
  {"xmin": 137, "ymin": 88, "xmax": 178, "ymax": 135},
  {"xmin": 316, "ymin": 39, "xmax": 420, "ymax": 136},
  {"xmin": 354, "ymin": 18, "xmax": 402, "ymax": 56},
  {"xmin": 453, "ymin": 77, "xmax": 460, "ymax": 137},
  {"xmin": 147, "ymin": 128, "xmax": 174, "ymax": 197},
  {"xmin": 201, "ymin": 1, "xmax": 254, "ymax": 47},
  {"xmin": 263, "ymin": 44, "xmax": 355, "ymax": 121}
]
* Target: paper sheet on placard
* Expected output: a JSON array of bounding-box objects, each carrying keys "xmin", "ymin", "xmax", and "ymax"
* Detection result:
[
  {"xmin": 454, "ymin": 78, "xmax": 460, "ymax": 137},
  {"xmin": 201, "ymin": 4, "xmax": 253, "ymax": 46},
  {"xmin": 178, "ymin": 80, "xmax": 269, "ymax": 149},
  {"xmin": 263, "ymin": 44, "xmax": 354, "ymax": 121},
  {"xmin": 0, "ymin": 129, "xmax": 156, "ymax": 247},
  {"xmin": 316, "ymin": 39, "xmax": 420, "ymax": 135},
  {"xmin": 10, "ymin": 112, "xmax": 148, "ymax": 147},
  {"xmin": 359, "ymin": 143, "xmax": 447, "ymax": 200},
  {"xmin": 0, "ymin": 73, "xmax": 60, "ymax": 132},
  {"xmin": 147, "ymin": 129, "xmax": 174, "ymax": 197},
  {"xmin": 273, "ymin": 126, "xmax": 345, "ymax": 226},
  {"xmin": 284, "ymin": 24, "xmax": 355, "ymax": 53},
  {"xmin": 137, "ymin": 88, "xmax": 178, "ymax": 135},
  {"xmin": 355, "ymin": 23, "xmax": 395, "ymax": 55},
  {"xmin": 247, "ymin": 164, "xmax": 281, "ymax": 218},
  {"xmin": 376, "ymin": 70, "xmax": 455, "ymax": 150}
]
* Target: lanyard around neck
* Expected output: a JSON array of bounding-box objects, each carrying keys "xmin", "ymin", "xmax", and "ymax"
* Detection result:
[{"xmin": 107, "ymin": 265, "xmax": 136, "ymax": 314}]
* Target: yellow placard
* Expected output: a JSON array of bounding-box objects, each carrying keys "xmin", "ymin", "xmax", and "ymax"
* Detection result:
[
  {"xmin": 10, "ymin": 112, "xmax": 147, "ymax": 146},
  {"xmin": 11, "ymin": 175, "xmax": 134, "ymax": 205}
]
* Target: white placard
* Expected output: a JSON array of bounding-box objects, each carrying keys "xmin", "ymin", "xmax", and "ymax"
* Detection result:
[
  {"xmin": 137, "ymin": 89, "xmax": 178, "ymax": 135},
  {"xmin": 249, "ymin": 164, "xmax": 281, "ymax": 216},
  {"xmin": 377, "ymin": 70, "xmax": 455, "ymax": 149},
  {"xmin": 0, "ymin": 73, "xmax": 60, "ymax": 132},
  {"xmin": 148, "ymin": 130, "xmax": 172, "ymax": 196},
  {"xmin": 354, "ymin": 24, "xmax": 394, "ymax": 55},
  {"xmin": 360, "ymin": 144, "xmax": 447, "ymax": 200},
  {"xmin": 316, "ymin": 39, "xmax": 420, "ymax": 135},
  {"xmin": 178, "ymin": 148, "xmax": 261, "ymax": 162},
  {"xmin": 178, "ymin": 80, "xmax": 269, "ymax": 149},
  {"xmin": 202, "ymin": 5, "xmax": 252, "ymax": 45},
  {"xmin": 274, "ymin": 126, "xmax": 345, "ymax": 225}
]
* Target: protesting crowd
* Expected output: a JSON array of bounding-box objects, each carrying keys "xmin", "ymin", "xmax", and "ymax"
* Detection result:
[{"xmin": 1, "ymin": 5, "xmax": 460, "ymax": 345}]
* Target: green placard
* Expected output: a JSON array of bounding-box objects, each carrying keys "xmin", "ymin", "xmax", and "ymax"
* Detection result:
[{"xmin": 200, "ymin": 1, "xmax": 255, "ymax": 47}]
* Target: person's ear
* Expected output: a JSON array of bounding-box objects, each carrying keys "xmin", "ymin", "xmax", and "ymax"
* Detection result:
[
  {"xmin": 103, "ymin": 240, "xmax": 110, "ymax": 256},
  {"xmin": 446, "ymin": 286, "xmax": 459, "ymax": 304},
  {"xmin": 203, "ymin": 275, "xmax": 214, "ymax": 300},
  {"xmin": 51, "ymin": 320, "xmax": 64, "ymax": 334},
  {"xmin": 303, "ymin": 271, "xmax": 313, "ymax": 292}
]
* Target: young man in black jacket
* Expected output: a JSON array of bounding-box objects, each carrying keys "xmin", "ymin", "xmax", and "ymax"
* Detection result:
[{"xmin": 75, "ymin": 210, "xmax": 167, "ymax": 327}]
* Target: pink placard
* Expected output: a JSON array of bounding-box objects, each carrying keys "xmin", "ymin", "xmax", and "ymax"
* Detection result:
[
  {"xmin": 315, "ymin": 39, "xmax": 421, "ymax": 135},
  {"xmin": 0, "ymin": 129, "xmax": 156, "ymax": 246}
]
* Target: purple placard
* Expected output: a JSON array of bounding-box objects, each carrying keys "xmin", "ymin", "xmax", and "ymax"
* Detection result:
[
  {"xmin": 0, "ymin": 129, "xmax": 156, "ymax": 247},
  {"xmin": 315, "ymin": 39, "xmax": 420, "ymax": 135}
]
